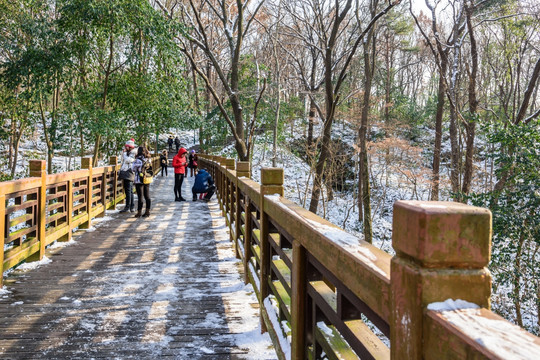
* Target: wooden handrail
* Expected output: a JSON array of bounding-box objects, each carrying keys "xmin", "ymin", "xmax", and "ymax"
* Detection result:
[
  {"xmin": 198, "ymin": 154, "xmax": 540, "ymax": 360},
  {"xmin": 1, "ymin": 155, "xmax": 160, "ymax": 287}
]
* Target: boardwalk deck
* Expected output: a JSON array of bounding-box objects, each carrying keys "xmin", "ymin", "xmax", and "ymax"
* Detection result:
[{"xmin": 0, "ymin": 172, "xmax": 276, "ymax": 359}]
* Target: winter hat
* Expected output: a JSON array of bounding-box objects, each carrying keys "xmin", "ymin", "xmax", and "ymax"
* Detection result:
[
  {"xmin": 191, "ymin": 150, "xmax": 195, "ymax": 154},
  {"xmin": 125, "ymin": 138, "xmax": 135, "ymax": 148},
  {"xmin": 178, "ymin": 147, "xmax": 187, "ymax": 156}
]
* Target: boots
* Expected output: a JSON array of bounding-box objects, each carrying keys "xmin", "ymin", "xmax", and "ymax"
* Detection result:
[
  {"xmin": 134, "ymin": 210, "xmax": 142, "ymax": 218},
  {"xmin": 119, "ymin": 206, "xmax": 129, "ymax": 213},
  {"xmin": 142, "ymin": 209, "xmax": 150, "ymax": 218}
]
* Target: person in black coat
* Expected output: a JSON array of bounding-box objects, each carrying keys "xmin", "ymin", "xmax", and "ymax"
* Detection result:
[
  {"xmin": 174, "ymin": 136, "xmax": 181, "ymax": 152},
  {"xmin": 159, "ymin": 150, "xmax": 168, "ymax": 176}
]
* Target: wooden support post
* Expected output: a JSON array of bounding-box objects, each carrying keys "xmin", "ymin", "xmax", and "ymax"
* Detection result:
[
  {"xmin": 243, "ymin": 195, "xmax": 253, "ymax": 285},
  {"xmin": 218, "ymin": 157, "xmax": 226, "ymax": 215},
  {"xmin": 80, "ymin": 158, "xmax": 93, "ymax": 229},
  {"xmin": 0, "ymin": 193, "xmax": 5, "ymax": 286},
  {"xmin": 28, "ymin": 160, "xmax": 46, "ymax": 262},
  {"xmin": 98, "ymin": 164, "xmax": 107, "ymax": 218},
  {"xmin": 60, "ymin": 178, "xmax": 73, "ymax": 242},
  {"xmin": 226, "ymin": 159, "xmax": 235, "ymax": 236},
  {"xmin": 259, "ymin": 168, "xmax": 284, "ymax": 331},
  {"xmin": 236, "ymin": 162, "xmax": 250, "ymax": 261},
  {"xmin": 109, "ymin": 156, "xmax": 119, "ymax": 208},
  {"xmin": 291, "ymin": 241, "xmax": 307, "ymax": 359},
  {"xmin": 390, "ymin": 201, "xmax": 492, "ymax": 360}
]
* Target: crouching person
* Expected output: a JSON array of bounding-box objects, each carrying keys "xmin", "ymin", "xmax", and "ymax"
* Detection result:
[{"xmin": 192, "ymin": 169, "xmax": 215, "ymax": 202}]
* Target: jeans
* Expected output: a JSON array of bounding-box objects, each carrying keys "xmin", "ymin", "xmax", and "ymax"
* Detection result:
[
  {"xmin": 161, "ymin": 165, "xmax": 168, "ymax": 176},
  {"xmin": 123, "ymin": 179, "xmax": 134, "ymax": 210},
  {"xmin": 135, "ymin": 183, "xmax": 151, "ymax": 211},
  {"xmin": 192, "ymin": 185, "xmax": 215, "ymax": 200},
  {"xmin": 174, "ymin": 173, "xmax": 184, "ymax": 199}
]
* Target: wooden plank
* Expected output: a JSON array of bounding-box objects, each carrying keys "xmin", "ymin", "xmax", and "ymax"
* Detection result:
[
  {"xmin": 47, "ymin": 201, "xmax": 65, "ymax": 212},
  {"xmin": 5, "ymin": 200, "xmax": 38, "ymax": 215},
  {"xmin": 3, "ymin": 238, "xmax": 40, "ymax": 271},
  {"xmin": 0, "ymin": 178, "xmax": 41, "ymax": 196},
  {"xmin": 272, "ymin": 259, "xmax": 291, "ymax": 291},
  {"xmin": 6, "ymin": 226, "xmax": 36, "ymax": 243},
  {"xmin": 344, "ymin": 320, "xmax": 390, "ymax": 359},
  {"xmin": 315, "ymin": 323, "xmax": 360, "ymax": 360},
  {"xmin": 310, "ymin": 280, "xmax": 337, "ymax": 313},
  {"xmin": 269, "ymin": 280, "xmax": 291, "ymax": 322},
  {"xmin": 8, "ymin": 213, "xmax": 33, "ymax": 228}
]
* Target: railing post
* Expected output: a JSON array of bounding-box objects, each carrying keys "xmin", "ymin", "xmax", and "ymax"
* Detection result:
[
  {"xmin": 218, "ymin": 157, "xmax": 226, "ymax": 215},
  {"xmin": 28, "ymin": 160, "xmax": 46, "ymax": 261},
  {"xmin": 390, "ymin": 201, "xmax": 492, "ymax": 359},
  {"xmin": 225, "ymin": 158, "xmax": 235, "ymax": 233},
  {"xmin": 0, "ymin": 192, "xmax": 4, "ymax": 286},
  {"xmin": 259, "ymin": 168, "xmax": 284, "ymax": 331},
  {"xmin": 109, "ymin": 156, "xmax": 118, "ymax": 208},
  {"xmin": 236, "ymin": 161, "xmax": 250, "ymax": 261},
  {"xmin": 61, "ymin": 175, "xmax": 73, "ymax": 243},
  {"xmin": 291, "ymin": 241, "xmax": 307, "ymax": 359},
  {"xmin": 80, "ymin": 158, "xmax": 93, "ymax": 229},
  {"xmin": 99, "ymin": 161, "xmax": 107, "ymax": 218}
]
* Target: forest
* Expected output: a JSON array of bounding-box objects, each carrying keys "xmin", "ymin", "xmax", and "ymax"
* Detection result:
[{"xmin": 1, "ymin": 0, "xmax": 539, "ymax": 335}]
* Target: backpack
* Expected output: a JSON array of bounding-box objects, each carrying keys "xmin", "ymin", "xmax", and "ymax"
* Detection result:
[{"xmin": 140, "ymin": 159, "xmax": 154, "ymax": 184}]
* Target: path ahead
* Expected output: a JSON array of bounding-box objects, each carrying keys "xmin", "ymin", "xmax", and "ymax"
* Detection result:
[{"xmin": 0, "ymin": 172, "xmax": 276, "ymax": 359}]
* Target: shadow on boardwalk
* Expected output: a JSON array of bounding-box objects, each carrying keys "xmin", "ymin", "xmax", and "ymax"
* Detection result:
[{"xmin": 0, "ymin": 173, "xmax": 276, "ymax": 359}]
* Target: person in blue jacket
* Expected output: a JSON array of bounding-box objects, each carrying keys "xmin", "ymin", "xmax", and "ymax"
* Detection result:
[{"xmin": 192, "ymin": 169, "xmax": 215, "ymax": 202}]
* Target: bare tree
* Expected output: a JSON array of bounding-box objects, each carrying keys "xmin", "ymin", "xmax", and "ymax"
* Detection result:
[{"xmin": 282, "ymin": 0, "xmax": 398, "ymax": 216}]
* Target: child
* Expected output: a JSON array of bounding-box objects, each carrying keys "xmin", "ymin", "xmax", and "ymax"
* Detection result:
[{"xmin": 188, "ymin": 150, "xmax": 198, "ymax": 177}]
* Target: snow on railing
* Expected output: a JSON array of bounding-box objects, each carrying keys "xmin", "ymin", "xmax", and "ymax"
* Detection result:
[{"xmin": 199, "ymin": 154, "xmax": 540, "ymax": 360}]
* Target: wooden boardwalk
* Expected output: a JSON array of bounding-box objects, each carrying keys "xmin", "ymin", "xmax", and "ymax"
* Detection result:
[{"xmin": 0, "ymin": 173, "xmax": 274, "ymax": 359}]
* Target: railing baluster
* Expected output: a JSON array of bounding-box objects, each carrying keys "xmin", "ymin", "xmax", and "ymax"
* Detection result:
[
  {"xmin": 80, "ymin": 158, "xmax": 93, "ymax": 229},
  {"xmin": 292, "ymin": 241, "xmax": 307, "ymax": 359},
  {"xmin": 0, "ymin": 193, "xmax": 5, "ymax": 287},
  {"xmin": 28, "ymin": 160, "xmax": 46, "ymax": 262},
  {"xmin": 259, "ymin": 168, "xmax": 284, "ymax": 332}
]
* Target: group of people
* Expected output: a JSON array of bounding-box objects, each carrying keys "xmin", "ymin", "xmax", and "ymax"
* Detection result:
[
  {"xmin": 119, "ymin": 139, "xmax": 153, "ymax": 218},
  {"xmin": 119, "ymin": 138, "xmax": 215, "ymax": 218},
  {"xmin": 168, "ymin": 135, "xmax": 181, "ymax": 152}
]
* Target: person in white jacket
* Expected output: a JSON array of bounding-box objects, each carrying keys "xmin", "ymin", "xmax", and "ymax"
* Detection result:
[{"xmin": 119, "ymin": 139, "xmax": 137, "ymax": 212}]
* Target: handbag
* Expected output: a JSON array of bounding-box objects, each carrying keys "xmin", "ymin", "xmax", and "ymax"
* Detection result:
[
  {"xmin": 143, "ymin": 175, "xmax": 153, "ymax": 185},
  {"xmin": 140, "ymin": 159, "xmax": 154, "ymax": 185},
  {"xmin": 119, "ymin": 169, "xmax": 135, "ymax": 182}
]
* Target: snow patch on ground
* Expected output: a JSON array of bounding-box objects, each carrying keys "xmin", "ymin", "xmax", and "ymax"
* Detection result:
[
  {"xmin": 17, "ymin": 256, "xmax": 52, "ymax": 271},
  {"xmin": 0, "ymin": 287, "xmax": 12, "ymax": 295}
]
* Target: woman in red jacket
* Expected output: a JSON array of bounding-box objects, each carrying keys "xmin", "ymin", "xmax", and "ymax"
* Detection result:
[{"xmin": 172, "ymin": 147, "xmax": 188, "ymax": 201}]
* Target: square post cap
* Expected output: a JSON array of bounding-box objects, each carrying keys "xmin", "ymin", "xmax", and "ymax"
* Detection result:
[{"xmin": 392, "ymin": 201, "xmax": 492, "ymax": 268}]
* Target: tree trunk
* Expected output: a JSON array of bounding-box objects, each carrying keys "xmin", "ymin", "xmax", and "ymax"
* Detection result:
[
  {"xmin": 358, "ymin": 24, "xmax": 376, "ymax": 243},
  {"xmin": 513, "ymin": 229, "xmax": 526, "ymax": 327},
  {"xmin": 431, "ymin": 60, "xmax": 447, "ymax": 200},
  {"xmin": 461, "ymin": 3, "xmax": 479, "ymax": 196}
]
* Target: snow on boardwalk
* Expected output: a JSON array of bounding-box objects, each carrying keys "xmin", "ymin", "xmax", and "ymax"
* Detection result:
[{"xmin": 0, "ymin": 173, "xmax": 276, "ymax": 359}]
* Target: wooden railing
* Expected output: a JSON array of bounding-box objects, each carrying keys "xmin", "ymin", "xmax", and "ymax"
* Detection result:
[
  {"xmin": 199, "ymin": 154, "xmax": 540, "ymax": 360},
  {"xmin": 1, "ymin": 155, "xmax": 160, "ymax": 286}
]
